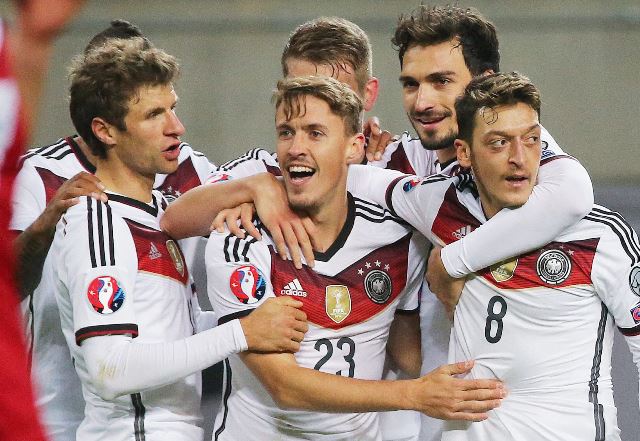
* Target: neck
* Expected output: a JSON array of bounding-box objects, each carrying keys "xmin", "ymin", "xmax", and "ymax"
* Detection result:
[
  {"xmin": 302, "ymin": 189, "xmax": 349, "ymax": 254},
  {"xmin": 435, "ymin": 146, "xmax": 457, "ymax": 165},
  {"xmin": 95, "ymin": 159, "xmax": 154, "ymax": 203},
  {"xmin": 74, "ymin": 136, "xmax": 100, "ymax": 167}
]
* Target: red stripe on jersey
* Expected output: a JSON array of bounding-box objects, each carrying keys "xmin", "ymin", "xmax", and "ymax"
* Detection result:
[
  {"xmin": 265, "ymin": 161, "xmax": 282, "ymax": 176},
  {"xmin": 156, "ymin": 156, "xmax": 201, "ymax": 200},
  {"xmin": 385, "ymin": 144, "xmax": 416, "ymax": 174},
  {"xmin": 124, "ymin": 219, "xmax": 189, "ymax": 285},
  {"xmin": 478, "ymin": 239, "xmax": 599, "ymax": 289},
  {"xmin": 35, "ymin": 166, "xmax": 67, "ymax": 203},
  {"xmin": 270, "ymin": 234, "xmax": 411, "ymax": 329},
  {"xmin": 432, "ymin": 185, "xmax": 480, "ymax": 244},
  {"xmin": 431, "ymin": 186, "xmax": 599, "ymax": 289}
]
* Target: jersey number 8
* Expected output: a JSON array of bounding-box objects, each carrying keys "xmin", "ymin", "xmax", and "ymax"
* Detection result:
[{"xmin": 485, "ymin": 295, "xmax": 508, "ymax": 343}]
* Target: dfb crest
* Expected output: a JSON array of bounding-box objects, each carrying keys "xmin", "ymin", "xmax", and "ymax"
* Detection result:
[
  {"xmin": 230, "ymin": 265, "xmax": 266, "ymax": 304},
  {"xmin": 87, "ymin": 276, "xmax": 125, "ymax": 314},
  {"xmin": 364, "ymin": 270, "xmax": 392, "ymax": 304},
  {"xmin": 536, "ymin": 249, "xmax": 572, "ymax": 285}
]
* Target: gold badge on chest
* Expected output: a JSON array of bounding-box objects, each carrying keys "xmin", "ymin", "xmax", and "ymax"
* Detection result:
[
  {"xmin": 325, "ymin": 285, "xmax": 351, "ymax": 323},
  {"xmin": 165, "ymin": 240, "xmax": 185, "ymax": 277},
  {"xmin": 490, "ymin": 258, "xmax": 518, "ymax": 282}
]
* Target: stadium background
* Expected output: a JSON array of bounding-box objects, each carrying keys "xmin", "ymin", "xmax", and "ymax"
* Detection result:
[{"xmin": 2, "ymin": 1, "xmax": 639, "ymax": 439}]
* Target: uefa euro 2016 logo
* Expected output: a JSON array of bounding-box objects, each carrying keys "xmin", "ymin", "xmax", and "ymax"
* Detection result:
[
  {"xmin": 229, "ymin": 265, "xmax": 267, "ymax": 304},
  {"xmin": 87, "ymin": 276, "xmax": 125, "ymax": 314}
]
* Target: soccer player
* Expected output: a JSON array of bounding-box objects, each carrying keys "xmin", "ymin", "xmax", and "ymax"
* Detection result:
[
  {"xmin": 0, "ymin": 1, "xmax": 83, "ymax": 440},
  {"xmin": 351, "ymin": 71, "xmax": 640, "ymax": 441},
  {"xmin": 50, "ymin": 38, "xmax": 307, "ymax": 441},
  {"xmin": 179, "ymin": 76, "xmax": 505, "ymax": 440},
  {"xmin": 10, "ymin": 19, "xmax": 221, "ymax": 441}
]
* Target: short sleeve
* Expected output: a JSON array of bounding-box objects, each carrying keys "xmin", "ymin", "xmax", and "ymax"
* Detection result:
[
  {"xmin": 204, "ymin": 229, "xmax": 275, "ymax": 325},
  {"xmin": 590, "ymin": 216, "xmax": 640, "ymax": 335},
  {"xmin": 11, "ymin": 160, "xmax": 47, "ymax": 231},
  {"xmin": 57, "ymin": 199, "xmax": 139, "ymax": 345}
]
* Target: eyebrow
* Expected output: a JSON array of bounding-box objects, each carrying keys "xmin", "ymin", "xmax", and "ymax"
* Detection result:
[
  {"xmin": 399, "ymin": 70, "xmax": 458, "ymax": 82},
  {"xmin": 484, "ymin": 123, "xmax": 541, "ymax": 138}
]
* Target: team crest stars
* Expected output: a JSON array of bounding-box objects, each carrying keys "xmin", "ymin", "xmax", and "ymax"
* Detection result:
[
  {"xmin": 358, "ymin": 268, "xmax": 364, "ymax": 275},
  {"xmin": 365, "ymin": 262, "xmax": 371, "ymax": 269},
  {"xmin": 375, "ymin": 260, "xmax": 381, "ymax": 267}
]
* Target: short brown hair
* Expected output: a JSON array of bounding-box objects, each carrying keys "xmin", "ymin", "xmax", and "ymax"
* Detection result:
[
  {"xmin": 273, "ymin": 76, "xmax": 363, "ymax": 136},
  {"xmin": 281, "ymin": 17, "xmax": 372, "ymax": 94},
  {"xmin": 69, "ymin": 38, "xmax": 180, "ymax": 158},
  {"xmin": 455, "ymin": 72, "xmax": 541, "ymax": 143},
  {"xmin": 392, "ymin": 5, "xmax": 499, "ymax": 74}
]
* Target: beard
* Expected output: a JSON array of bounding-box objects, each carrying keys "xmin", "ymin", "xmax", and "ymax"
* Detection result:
[
  {"xmin": 418, "ymin": 128, "xmax": 458, "ymax": 151},
  {"xmin": 407, "ymin": 111, "xmax": 458, "ymax": 151}
]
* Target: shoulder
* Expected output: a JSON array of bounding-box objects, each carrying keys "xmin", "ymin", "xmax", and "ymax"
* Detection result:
[{"xmin": 218, "ymin": 148, "xmax": 280, "ymax": 177}]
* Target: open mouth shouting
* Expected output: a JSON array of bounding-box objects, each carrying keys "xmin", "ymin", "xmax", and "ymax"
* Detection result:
[{"xmin": 287, "ymin": 164, "xmax": 316, "ymax": 185}]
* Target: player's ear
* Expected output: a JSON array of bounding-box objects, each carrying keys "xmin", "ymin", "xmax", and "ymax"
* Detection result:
[
  {"xmin": 345, "ymin": 132, "xmax": 366, "ymax": 164},
  {"xmin": 91, "ymin": 117, "xmax": 117, "ymax": 148},
  {"xmin": 363, "ymin": 77, "xmax": 379, "ymax": 112},
  {"xmin": 455, "ymin": 138, "xmax": 472, "ymax": 168}
]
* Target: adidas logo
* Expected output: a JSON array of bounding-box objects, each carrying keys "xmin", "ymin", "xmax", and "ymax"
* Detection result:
[
  {"xmin": 281, "ymin": 278, "xmax": 307, "ymax": 297},
  {"xmin": 148, "ymin": 243, "xmax": 162, "ymax": 260},
  {"xmin": 452, "ymin": 225, "xmax": 472, "ymax": 240}
]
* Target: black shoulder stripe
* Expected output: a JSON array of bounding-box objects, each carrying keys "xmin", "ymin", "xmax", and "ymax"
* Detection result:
[
  {"xmin": 585, "ymin": 206, "xmax": 640, "ymax": 264},
  {"xmin": 419, "ymin": 173, "xmax": 449, "ymax": 186},
  {"xmin": 223, "ymin": 234, "xmax": 258, "ymax": 263},
  {"xmin": 219, "ymin": 148, "xmax": 266, "ymax": 171},
  {"xmin": 353, "ymin": 199, "xmax": 387, "ymax": 218},
  {"xmin": 49, "ymin": 148, "xmax": 74, "ymax": 161},
  {"xmin": 22, "ymin": 138, "xmax": 67, "ymax": 162},
  {"xmin": 131, "ymin": 392, "xmax": 146, "ymax": 441},
  {"xmin": 87, "ymin": 199, "xmax": 115, "ymax": 268},
  {"xmin": 87, "ymin": 198, "xmax": 97, "ymax": 268},
  {"xmin": 41, "ymin": 144, "xmax": 70, "ymax": 159},
  {"xmin": 355, "ymin": 211, "xmax": 409, "ymax": 226}
]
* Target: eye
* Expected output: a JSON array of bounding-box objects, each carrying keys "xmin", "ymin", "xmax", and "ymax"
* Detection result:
[
  {"xmin": 525, "ymin": 135, "xmax": 540, "ymax": 145},
  {"xmin": 489, "ymin": 138, "xmax": 508, "ymax": 148},
  {"xmin": 310, "ymin": 130, "xmax": 324, "ymax": 138},
  {"xmin": 278, "ymin": 129, "xmax": 293, "ymax": 138},
  {"xmin": 401, "ymin": 79, "xmax": 419, "ymax": 90}
]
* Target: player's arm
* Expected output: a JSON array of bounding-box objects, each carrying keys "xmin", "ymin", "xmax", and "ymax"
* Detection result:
[
  {"xmin": 162, "ymin": 172, "xmax": 315, "ymax": 268},
  {"xmin": 590, "ymin": 216, "xmax": 640, "ymax": 408},
  {"xmin": 440, "ymin": 153, "xmax": 593, "ymax": 278},
  {"xmin": 81, "ymin": 297, "xmax": 306, "ymax": 400},
  {"xmin": 241, "ymin": 351, "xmax": 503, "ymax": 420},
  {"xmin": 12, "ymin": 165, "xmax": 106, "ymax": 299},
  {"xmin": 386, "ymin": 310, "xmax": 421, "ymax": 377}
]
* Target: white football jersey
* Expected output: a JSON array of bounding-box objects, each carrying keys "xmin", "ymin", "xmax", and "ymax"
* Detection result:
[
  {"xmin": 53, "ymin": 191, "xmax": 204, "ymax": 441},
  {"xmin": 11, "ymin": 137, "xmax": 213, "ymax": 441},
  {"xmin": 206, "ymin": 191, "xmax": 428, "ymax": 441},
  {"xmin": 370, "ymin": 169, "xmax": 640, "ymax": 441}
]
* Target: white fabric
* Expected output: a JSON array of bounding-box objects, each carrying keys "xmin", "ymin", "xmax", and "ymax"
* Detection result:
[
  {"xmin": 207, "ymin": 190, "xmax": 427, "ymax": 440},
  {"xmin": 373, "ymin": 169, "xmax": 637, "ymax": 440},
  {"xmin": 52, "ymin": 189, "xmax": 214, "ymax": 441},
  {"xmin": 11, "ymin": 139, "xmax": 213, "ymax": 441}
]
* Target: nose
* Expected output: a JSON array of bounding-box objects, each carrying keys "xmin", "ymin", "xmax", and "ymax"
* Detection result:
[
  {"xmin": 166, "ymin": 110, "xmax": 185, "ymax": 137},
  {"xmin": 414, "ymin": 84, "xmax": 436, "ymax": 113},
  {"xmin": 286, "ymin": 133, "xmax": 307, "ymax": 158},
  {"xmin": 509, "ymin": 138, "xmax": 526, "ymax": 167}
]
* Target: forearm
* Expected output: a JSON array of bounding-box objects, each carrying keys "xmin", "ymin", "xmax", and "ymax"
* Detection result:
[
  {"xmin": 13, "ymin": 220, "xmax": 55, "ymax": 300},
  {"xmin": 441, "ymin": 158, "xmax": 593, "ymax": 277},
  {"xmin": 83, "ymin": 319, "xmax": 247, "ymax": 400},
  {"xmin": 161, "ymin": 173, "xmax": 273, "ymax": 239},
  {"xmin": 242, "ymin": 352, "xmax": 411, "ymax": 412}
]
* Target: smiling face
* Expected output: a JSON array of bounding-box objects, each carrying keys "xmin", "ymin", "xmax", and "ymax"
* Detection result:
[
  {"xmin": 276, "ymin": 94, "xmax": 363, "ymax": 217},
  {"xmin": 400, "ymin": 40, "xmax": 474, "ymax": 150},
  {"xmin": 457, "ymin": 102, "xmax": 542, "ymax": 219},
  {"xmin": 108, "ymin": 83, "xmax": 185, "ymax": 180}
]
